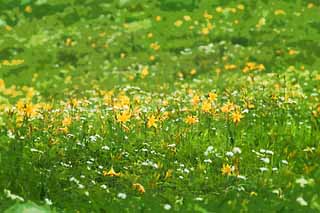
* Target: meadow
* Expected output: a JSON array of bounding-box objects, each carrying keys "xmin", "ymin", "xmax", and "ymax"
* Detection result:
[{"xmin": 0, "ymin": 0, "xmax": 320, "ymax": 212}]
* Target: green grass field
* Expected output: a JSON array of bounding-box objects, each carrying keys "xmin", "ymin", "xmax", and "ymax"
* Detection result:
[{"xmin": 1, "ymin": 0, "xmax": 320, "ymax": 212}]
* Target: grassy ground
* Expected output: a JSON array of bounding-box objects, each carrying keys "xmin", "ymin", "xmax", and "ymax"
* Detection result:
[{"xmin": 0, "ymin": 0, "xmax": 320, "ymax": 212}]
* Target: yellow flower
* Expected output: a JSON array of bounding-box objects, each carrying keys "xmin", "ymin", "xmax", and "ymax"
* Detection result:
[
  {"xmin": 155, "ymin": 16, "xmax": 161, "ymax": 22},
  {"xmin": 117, "ymin": 111, "xmax": 131, "ymax": 123},
  {"xmin": 221, "ymin": 102, "xmax": 234, "ymax": 113},
  {"xmin": 185, "ymin": 115, "xmax": 198, "ymax": 125},
  {"xmin": 174, "ymin": 20, "xmax": 183, "ymax": 27},
  {"xmin": 201, "ymin": 100, "xmax": 211, "ymax": 112},
  {"xmin": 65, "ymin": 38, "xmax": 73, "ymax": 46},
  {"xmin": 208, "ymin": 92, "xmax": 217, "ymax": 102},
  {"xmin": 121, "ymin": 53, "xmax": 126, "ymax": 59},
  {"xmin": 221, "ymin": 164, "xmax": 232, "ymax": 176},
  {"xmin": 141, "ymin": 67, "xmax": 149, "ymax": 78},
  {"xmin": 224, "ymin": 64, "xmax": 237, "ymax": 70},
  {"xmin": 24, "ymin": 5, "xmax": 32, "ymax": 13},
  {"xmin": 62, "ymin": 116, "xmax": 72, "ymax": 127},
  {"xmin": 237, "ymin": 4, "xmax": 245, "ymax": 10},
  {"xmin": 307, "ymin": 3, "xmax": 315, "ymax": 9},
  {"xmin": 201, "ymin": 27, "xmax": 209, "ymax": 35},
  {"xmin": 183, "ymin": 15, "xmax": 191, "ymax": 21},
  {"xmin": 203, "ymin": 11, "xmax": 213, "ymax": 20},
  {"xmin": 164, "ymin": 169, "xmax": 173, "ymax": 179},
  {"xmin": 132, "ymin": 183, "xmax": 145, "ymax": 194},
  {"xmin": 190, "ymin": 68, "xmax": 197, "ymax": 75},
  {"xmin": 25, "ymin": 103, "xmax": 38, "ymax": 118},
  {"xmin": 150, "ymin": 42, "xmax": 160, "ymax": 51},
  {"xmin": 288, "ymin": 49, "xmax": 298, "ymax": 55},
  {"xmin": 103, "ymin": 167, "xmax": 120, "ymax": 177},
  {"xmin": 250, "ymin": 191, "xmax": 258, "ymax": 197},
  {"xmin": 256, "ymin": 17, "xmax": 266, "ymax": 28},
  {"xmin": 147, "ymin": 33, "xmax": 153, "ymax": 38},
  {"xmin": 149, "ymin": 55, "xmax": 155, "ymax": 61},
  {"xmin": 5, "ymin": 25, "xmax": 12, "ymax": 31},
  {"xmin": 274, "ymin": 9, "xmax": 286, "ymax": 16},
  {"xmin": 0, "ymin": 79, "xmax": 5, "ymax": 90},
  {"xmin": 147, "ymin": 115, "xmax": 157, "ymax": 128},
  {"xmin": 192, "ymin": 95, "xmax": 200, "ymax": 106},
  {"xmin": 216, "ymin": 6, "xmax": 224, "ymax": 13},
  {"xmin": 232, "ymin": 111, "xmax": 243, "ymax": 124}
]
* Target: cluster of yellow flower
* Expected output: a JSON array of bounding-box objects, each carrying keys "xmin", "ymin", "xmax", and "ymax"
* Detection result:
[
  {"xmin": 2, "ymin": 59, "xmax": 24, "ymax": 66},
  {"xmin": 242, "ymin": 62, "xmax": 265, "ymax": 73}
]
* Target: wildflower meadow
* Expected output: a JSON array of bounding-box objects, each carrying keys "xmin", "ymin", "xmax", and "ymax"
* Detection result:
[{"xmin": 0, "ymin": 0, "xmax": 320, "ymax": 212}]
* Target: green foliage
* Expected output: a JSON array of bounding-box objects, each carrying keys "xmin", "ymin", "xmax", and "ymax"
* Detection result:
[{"xmin": 0, "ymin": 0, "xmax": 320, "ymax": 212}]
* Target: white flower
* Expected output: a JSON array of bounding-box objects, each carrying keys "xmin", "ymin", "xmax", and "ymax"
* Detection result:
[
  {"xmin": 100, "ymin": 184, "xmax": 107, "ymax": 189},
  {"xmin": 237, "ymin": 175, "xmax": 247, "ymax": 180},
  {"xmin": 296, "ymin": 196, "xmax": 308, "ymax": 206},
  {"xmin": 226, "ymin": 151, "xmax": 234, "ymax": 157},
  {"xmin": 259, "ymin": 167, "xmax": 268, "ymax": 172},
  {"xmin": 265, "ymin": 150, "xmax": 274, "ymax": 155},
  {"xmin": 232, "ymin": 147, "xmax": 242, "ymax": 154},
  {"xmin": 4, "ymin": 189, "xmax": 24, "ymax": 202},
  {"xmin": 260, "ymin": 157, "xmax": 270, "ymax": 164},
  {"xmin": 204, "ymin": 159, "xmax": 212, "ymax": 163},
  {"xmin": 194, "ymin": 197, "xmax": 203, "ymax": 201},
  {"xmin": 296, "ymin": 177, "xmax": 308, "ymax": 188},
  {"xmin": 117, "ymin": 193, "xmax": 127, "ymax": 199},
  {"xmin": 204, "ymin": 146, "xmax": 214, "ymax": 156},
  {"xmin": 44, "ymin": 198, "xmax": 53, "ymax": 205},
  {"xmin": 281, "ymin": 160, "xmax": 288, "ymax": 165},
  {"xmin": 101, "ymin": 146, "xmax": 110, "ymax": 150},
  {"xmin": 259, "ymin": 149, "xmax": 266, "ymax": 153},
  {"xmin": 164, "ymin": 204, "xmax": 172, "ymax": 210}
]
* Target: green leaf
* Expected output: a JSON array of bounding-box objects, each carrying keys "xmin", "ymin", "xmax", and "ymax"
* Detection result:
[
  {"xmin": 125, "ymin": 19, "xmax": 152, "ymax": 33},
  {"xmin": 21, "ymin": 0, "xmax": 32, "ymax": 6}
]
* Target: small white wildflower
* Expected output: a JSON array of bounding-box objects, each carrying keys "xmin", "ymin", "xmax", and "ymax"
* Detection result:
[
  {"xmin": 260, "ymin": 157, "xmax": 270, "ymax": 164},
  {"xmin": 226, "ymin": 151, "xmax": 234, "ymax": 157},
  {"xmin": 168, "ymin": 144, "xmax": 176, "ymax": 148},
  {"xmin": 260, "ymin": 149, "xmax": 266, "ymax": 153},
  {"xmin": 117, "ymin": 192, "xmax": 127, "ymax": 199},
  {"xmin": 242, "ymin": 109, "xmax": 249, "ymax": 113},
  {"xmin": 4, "ymin": 189, "xmax": 24, "ymax": 202},
  {"xmin": 164, "ymin": 204, "xmax": 172, "ymax": 210},
  {"xmin": 30, "ymin": 148, "xmax": 44, "ymax": 154},
  {"xmin": 296, "ymin": 196, "xmax": 308, "ymax": 206},
  {"xmin": 7, "ymin": 131, "xmax": 15, "ymax": 139},
  {"xmin": 237, "ymin": 175, "xmax": 247, "ymax": 180},
  {"xmin": 272, "ymin": 167, "xmax": 278, "ymax": 171},
  {"xmin": 259, "ymin": 167, "xmax": 268, "ymax": 172},
  {"xmin": 44, "ymin": 198, "xmax": 53, "ymax": 206},
  {"xmin": 78, "ymin": 184, "xmax": 85, "ymax": 189},
  {"xmin": 232, "ymin": 147, "xmax": 241, "ymax": 154},
  {"xmin": 265, "ymin": 150, "xmax": 274, "ymax": 155},
  {"xmin": 204, "ymin": 146, "xmax": 214, "ymax": 156},
  {"xmin": 101, "ymin": 146, "xmax": 110, "ymax": 150},
  {"xmin": 281, "ymin": 160, "xmax": 288, "ymax": 165},
  {"xmin": 204, "ymin": 159, "xmax": 212, "ymax": 163},
  {"xmin": 296, "ymin": 177, "xmax": 308, "ymax": 188},
  {"xmin": 84, "ymin": 191, "xmax": 89, "ymax": 196},
  {"xmin": 194, "ymin": 197, "xmax": 203, "ymax": 201},
  {"xmin": 101, "ymin": 184, "xmax": 107, "ymax": 189}
]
